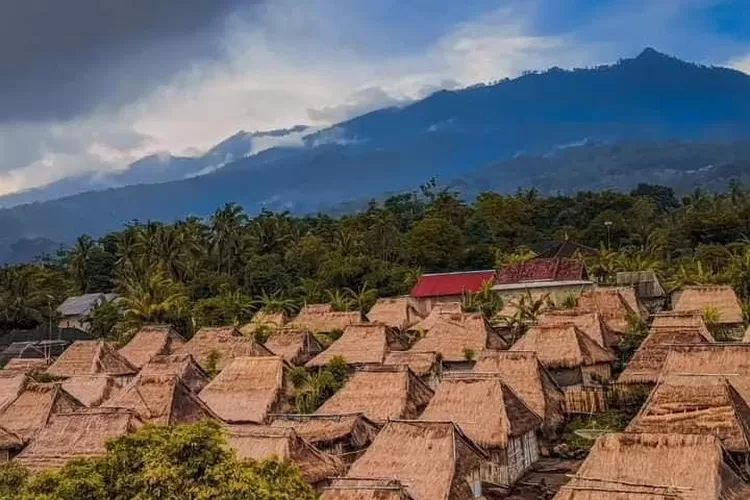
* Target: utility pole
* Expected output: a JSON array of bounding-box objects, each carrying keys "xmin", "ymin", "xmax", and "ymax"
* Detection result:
[{"xmin": 604, "ymin": 221, "xmax": 613, "ymax": 250}]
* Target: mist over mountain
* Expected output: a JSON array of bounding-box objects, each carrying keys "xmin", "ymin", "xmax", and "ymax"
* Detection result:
[{"xmin": 2, "ymin": 48, "xmax": 750, "ymax": 262}]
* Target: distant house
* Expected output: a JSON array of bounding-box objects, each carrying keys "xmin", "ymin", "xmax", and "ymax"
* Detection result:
[
  {"xmin": 46, "ymin": 340, "xmax": 137, "ymax": 383},
  {"xmin": 577, "ymin": 287, "xmax": 642, "ymax": 334},
  {"xmin": 56, "ymin": 292, "xmax": 117, "ymax": 331},
  {"xmin": 383, "ymin": 350, "xmax": 442, "ymax": 389},
  {"xmin": 118, "ymin": 324, "xmax": 186, "ymax": 369},
  {"xmin": 493, "ymin": 258, "xmax": 593, "ymax": 306},
  {"xmin": 263, "ymin": 328, "xmax": 323, "ymax": 366},
  {"xmin": 306, "ymin": 323, "xmax": 405, "ymax": 369},
  {"xmin": 176, "ymin": 326, "xmax": 273, "ymax": 373},
  {"xmin": 138, "ymin": 353, "xmax": 210, "ymax": 393},
  {"xmin": 420, "ymin": 373, "xmax": 543, "ymax": 486},
  {"xmin": 366, "ymin": 297, "xmax": 423, "ymax": 331},
  {"xmin": 409, "ymin": 270, "xmax": 496, "ymax": 316},
  {"xmin": 321, "ymin": 478, "xmax": 414, "ymax": 500},
  {"xmin": 288, "ymin": 304, "xmax": 360, "ymax": 333},
  {"xmin": 1, "ymin": 357, "xmax": 51, "ymax": 374},
  {"xmin": 0, "ymin": 382, "xmax": 83, "ymax": 442},
  {"xmin": 537, "ymin": 308, "xmax": 620, "ymax": 349},
  {"xmin": 661, "ymin": 343, "xmax": 750, "ymax": 379},
  {"xmin": 0, "ymin": 340, "xmax": 68, "ymax": 367},
  {"xmin": 408, "ymin": 301, "xmax": 462, "ymax": 332},
  {"xmin": 0, "ymin": 372, "xmax": 27, "ymax": 411},
  {"xmin": 672, "ymin": 285, "xmax": 745, "ymax": 338},
  {"xmin": 62, "ymin": 375, "xmax": 122, "ymax": 407},
  {"xmin": 616, "ymin": 270, "xmax": 667, "ymax": 313}
]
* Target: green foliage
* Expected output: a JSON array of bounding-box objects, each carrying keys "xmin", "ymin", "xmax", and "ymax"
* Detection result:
[
  {"xmin": 462, "ymin": 348, "xmax": 476, "ymax": 361},
  {"xmin": 559, "ymin": 294, "xmax": 578, "ymax": 309},
  {"xmin": 204, "ymin": 349, "xmax": 222, "ymax": 379},
  {"xmin": 252, "ymin": 325, "xmax": 273, "ymax": 344},
  {"xmin": 194, "ymin": 286, "xmax": 255, "ymax": 328},
  {"xmin": 83, "ymin": 297, "xmax": 120, "ymax": 339},
  {"xmin": 292, "ymin": 356, "xmax": 351, "ymax": 413},
  {"xmin": 461, "ymin": 279, "xmax": 503, "ymax": 318}
]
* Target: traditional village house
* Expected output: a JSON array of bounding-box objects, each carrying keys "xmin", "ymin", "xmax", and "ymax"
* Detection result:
[
  {"xmin": 409, "ymin": 312, "xmax": 507, "ymax": 370},
  {"xmin": 408, "ymin": 301, "xmax": 462, "ymax": 332},
  {"xmin": 104, "ymin": 374, "xmax": 218, "ymax": 424},
  {"xmin": 2, "ymin": 357, "xmax": 50, "ymax": 374},
  {"xmin": 138, "ymin": 353, "xmax": 210, "ymax": 393},
  {"xmin": 46, "ymin": 340, "xmax": 137, "ymax": 382},
  {"xmin": 616, "ymin": 270, "xmax": 667, "ymax": 313},
  {"xmin": 56, "ymin": 292, "xmax": 117, "ymax": 331},
  {"xmin": 289, "ymin": 304, "xmax": 360, "ymax": 333},
  {"xmin": 626, "ymin": 374, "xmax": 750, "ymax": 467},
  {"xmin": 176, "ymin": 326, "xmax": 273, "ymax": 372},
  {"xmin": 14, "ymin": 407, "xmax": 142, "ymax": 471},
  {"xmin": 61, "ymin": 375, "xmax": 122, "ymax": 407},
  {"xmin": 321, "ymin": 478, "xmax": 415, "ymax": 500},
  {"xmin": 263, "ymin": 328, "xmax": 324, "ymax": 365},
  {"xmin": 537, "ymin": 308, "xmax": 620, "ymax": 349},
  {"xmin": 409, "ymin": 270, "xmax": 496, "ymax": 317},
  {"xmin": 0, "ymin": 371, "xmax": 27, "ymax": 411},
  {"xmin": 0, "ymin": 427, "xmax": 23, "ymax": 463},
  {"xmin": 199, "ymin": 356, "xmax": 292, "ymax": 424},
  {"xmin": 661, "ymin": 343, "xmax": 750, "ymax": 378},
  {"xmin": 240, "ymin": 309, "xmax": 289, "ymax": 334},
  {"xmin": 672, "ymin": 285, "xmax": 745, "ymax": 338},
  {"xmin": 0, "ymin": 382, "xmax": 83, "ymax": 442},
  {"xmin": 366, "ymin": 296, "xmax": 423, "ymax": 331},
  {"xmin": 420, "ymin": 373, "xmax": 543, "ymax": 486},
  {"xmin": 473, "ymin": 350, "xmax": 566, "ymax": 437},
  {"xmin": 271, "ymin": 413, "xmax": 380, "ymax": 465},
  {"xmin": 306, "ymin": 323, "xmax": 405, "ymax": 369},
  {"xmin": 341, "ymin": 420, "xmax": 489, "ymax": 500},
  {"xmin": 383, "ymin": 350, "xmax": 442, "ymax": 389},
  {"xmin": 118, "ymin": 324, "xmax": 186, "ymax": 369},
  {"xmin": 651, "ymin": 309, "xmax": 712, "ymax": 332},
  {"xmin": 316, "ymin": 365, "xmax": 433, "ymax": 424},
  {"xmin": 617, "ymin": 320, "xmax": 714, "ymax": 387},
  {"xmin": 577, "ymin": 287, "xmax": 641, "ymax": 335},
  {"xmin": 225, "ymin": 425, "xmax": 344, "ymax": 488},
  {"xmin": 493, "ymin": 258, "xmax": 593, "ymax": 308},
  {"xmin": 0, "ymin": 340, "xmax": 68, "ymax": 368},
  {"xmin": 554, "ymin": 433, "xmax": 750, "ymax": 500}
]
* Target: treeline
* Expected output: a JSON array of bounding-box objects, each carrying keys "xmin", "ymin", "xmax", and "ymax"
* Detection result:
[{"xmin": 4, "ymin": 181, "xmax": 750, "ymax": 337}]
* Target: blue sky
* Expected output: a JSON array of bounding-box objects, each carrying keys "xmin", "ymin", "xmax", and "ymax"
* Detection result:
[{"xmin": 2, "ymin": 0, "xmax": 750, "ymax": 196}]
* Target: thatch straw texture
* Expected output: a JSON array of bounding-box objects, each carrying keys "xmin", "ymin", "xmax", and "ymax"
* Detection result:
[
  {"xmin": 62, "ymin": 375, "xmax": 121, "ymax": 407},
  {"xmin": 473, "ymin": 350, "xmax": 565, "ymax": 432},
  {"xmin": 139, "ymin": 353, "xmax": 210, "ymax": 393},
  {"xmin": 104, "ymin": 374, "xmax": 218, "ymax": 424},
  {"xmin": 307, "ymin": 323, "xmax": 403, "ymax": 368},
  {"xmin": 366, "ymin": 297, "xmax": 422, "ymax": 331},
  {"xmin": 0, "ymin": 372, "xmax": 26, "ymax": 411},
  {"xmin": 199, "ymin": 356, "xmax": 290, "ymax": 424},
  {"xmin": 47, "ymin": 340, "xmax": 137, "ymax": 377},
  {"xmin": 0, "ymin": 382, "xmax": 83, "ymax": 441},
  {"xmin": 538, "ymin": 309, "xmax": 620, "ymax": 348},
  {"xmin": 577, "ymin": 288, "xmax": 639, "ymax": 333},
  {"xmin": 118, "ymin": 325, "xmax": 186, "ymax": 369},
  {"xmin": 271, "ymin": 413, "xmax": 380, "ymax": 449},
  {"xmin": 511, "ymin": 325, "xmax": 616, "ymax": 370},
  {"xmin": 420, "ymin": 373, "xmax": 542, "ymax": 449},
  {"xmin": 409, "ymin": 313, "xmax": 505, "ymax": 363},
  {"xmin": 618, "ymin": 327, "xmax": 714, "ymax": 385},
  {"xmin": 673, "ymin": 285, "xmax": 744, "ymax": 324},
  {"xmin": 651, "ymin": 311, "xmax": 712, "ymax": 336},
  {"xmin": 322, "ymin": 478, "xmax": 415, "ymax": 500},
  {"xmin": 383, "ymin": 351, "xmax": 440, "ymax": 378},
  {"xmin": 408, "ymin": 302, "xmax": 462, "ymax": 332},
  {"xmin": 244, "ymin": 310, "xmax": 288, "ymax": 331},
  {"xmin": 15, "ymin": 407, "xmax": 142, "ymax": 471},
  {"xmin": 626, "ymin": 374, "xmax": 750, "ymax": 452},
  {"xmin": 226, "ymin": 425, "xmax": 344, "ymax": 485},
  {"xmin": 316, "ymin": 366, "xmax": 433, "ymax": 423},
  {"xmin": 177, "ymin": 326, "xmax": 273, "ymax": 372},
  {"xmin": 344, "ymin": 420, "xmax": 488, "ymax": 500},
  {"xmin": 0, "ymin": 426, "xmax": 22, "ymax": 452},
  {"xmin": 290, "ymin": 304, "xmax": 360, "ymax": 333},
  {"xmin": 264, "ymin": 328, "xmax": 323, "ymax": 365},
  {"xmin": 554, "ymin": 432, "xmax": 750, "ymax": 500},
  {"xmin": 661, "ymin": 344, "xmax": 750, "ymax": 377},
  {"xmin": 2, "ymin": 358, "xmax": 50, "ymax": 373}
]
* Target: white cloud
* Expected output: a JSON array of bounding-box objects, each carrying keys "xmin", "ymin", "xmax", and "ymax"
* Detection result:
[{"xmin": 728, "ymin": 54, "xmax": 750, "ymax": 74}]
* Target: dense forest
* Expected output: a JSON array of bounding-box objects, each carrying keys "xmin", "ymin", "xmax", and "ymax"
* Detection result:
[{"xmin": 4, "ymin": 180, "xmax": 750, "ymax": 338}]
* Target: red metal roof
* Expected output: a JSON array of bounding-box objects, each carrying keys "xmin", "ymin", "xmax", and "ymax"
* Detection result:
[
  {"xmin": 496, "ymin": 258, "xmax": 585, "ymax": 285},
  {"xmin": 410, "ymin": 270, "xmax": 496, "ymax": 298}
]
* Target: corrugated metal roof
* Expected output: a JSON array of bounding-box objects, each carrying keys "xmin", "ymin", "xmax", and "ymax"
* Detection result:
[
  {"xmin": 409, "ymin": 270, "xmax": 496, "ymax": 298},
  {"xmin": 56, "ymin": 293, "xmax": 117, "ymax": 317}
]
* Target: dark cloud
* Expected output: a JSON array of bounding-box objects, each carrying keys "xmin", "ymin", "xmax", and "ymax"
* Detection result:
[{"xmin": 0, "ymin": 0, "xmax": 261, "ymax": 122}]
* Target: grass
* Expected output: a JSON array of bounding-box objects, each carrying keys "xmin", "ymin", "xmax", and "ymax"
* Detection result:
[{"xmin": 561, "ymin": 409, "xmax": 632, "ymax": 451}]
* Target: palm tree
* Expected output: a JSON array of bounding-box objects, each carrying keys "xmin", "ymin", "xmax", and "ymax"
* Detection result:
[
  {"xmin": 326, "ymin": 289, "xmax": 354, "ymax": 312},
  {"xmin": 210, "ymin": 203, "xmax": 247, "ymax": 276},
  {"xmin": 258, "ymin": 290, "xmax": 297, "ymax": 316},
  {"xmin": 345, "ymin": 281, "xmax": 378, "ymax": 321},
  {"xmin": 402, "ymin": 267, "xmax": 423, "ymax": 292},
  {"xmin": 586, "ymin": 244, "xmax": 621, "ymax": 284},
  {"xmin": 726, "ymin": 246, "xmax": 750, "ymax": 299},
  {"xmin": 297, "ymin": 278, "xmax": 324, "ymax": 305},
  {"xmin": 68, "ymin": 235, "xmax": 95, "ymax": 293},
  {"xmin": 667, "ymin": 261, "xmax": 715, "ymax": 292},
  {"xmin": 117, "ymin": 267, "xmax": 188, "ymax": 330}
]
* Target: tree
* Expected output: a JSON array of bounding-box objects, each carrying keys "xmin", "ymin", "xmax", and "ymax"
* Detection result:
[
  {"xmin": 83, "ymin": 297, "xmax": 120, "ymax": 339},
  {"xmin": 291, "ymin": 356, "xmax": 350, "ymax": 413},
  {"xmin": 67, "ymin": 235, "xmax": 95, "ymax": 293},
  {"xmin": 194, "ymin": 287, "xmax": 255, "ymax": 328},
  {"xmin": 345, "ymin": 281, "xmax": 377, "ymax": 321},
  {"xmin": 257, "ymin": 290, "xmax": 297, "ymax": 316},
  {"xmin": 326, "ymin": 289, "xmax": 354, "ymax": 312},
  {"xmin": 210, "ymin": 203, "xmax": 247, "ymax": 277},
  {"xmin": 117, "ymin": 267, "xmax": 189, "ymax": 332},
  {"xmin": 402, "ymin": 216, "xmax": 464, "ymax": 271}
]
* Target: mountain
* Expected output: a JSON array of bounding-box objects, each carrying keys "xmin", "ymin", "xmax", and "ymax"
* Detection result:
[{"xmin": 3, "ymin": 48, "xmax": 750, "ymax": 262}]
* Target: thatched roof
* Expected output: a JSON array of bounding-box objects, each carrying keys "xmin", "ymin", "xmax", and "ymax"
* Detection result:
[
  {"xmin": 383, "ymin": 351, "xmax": 440, "ymax": 378},
  {"xmin": 199, "ymin": 356, "xmax": 290, "ymax": 424},
  {"xmin": 554, "ymin": 433, "xmax": 750, "ymax": 500},
  {"xmin": 138, "ymin": 353, "xmax": 210, "ymax": 393},
  {"xmin": 0, "ymin": 382, "xmax": 83, "ymax": 441},
  {"xmin": 226, "ymin": 425, "xmax": 344, "ymax": 485},
  {"xmin": 511, "ymin": 325, "xmax": 616, "ymax": 370},
  {"xmin": 307, "ymin": 323, "xmax": 404, "ymax": 368},
  {"xmin": 104, "ymin": 374, "xmax": 218, "ymax": 424},
  {"xmin": 0, "ymin": 426, "xmax": 23, "ymax": 451},
  {"xmin": 409, "ymin": 313, "xmax": 506, "ymax": 362},
  {"xmin": 15, "ymin": 407, "xmax": 142, "ymax": 471},
  {"xmin": 0, "ymin": 371, "xmax": 27, "ymax": 411},
  {"xmin": 661, "ymin": 344, "xmax": 750, "ymax": 377},
  {"xmin": 176, "ymin": 326, "xmax": 273, "ymax": 372},
  {"xmin": 263, "ymin": 328, "xmax": 323, "ymax": 365},
  {"xmin": 46, "ymin": 340, "xmax": 137, "ymax": 377},
  {"xmin": 289, "ymin": 304, "xmax": 360, "ymax": 333},
  {"xmin": 616, "ymin": 270, "xmax": 666, "ymax": 299},
  {"xmin": 62, "ymin": 375, "xmax": 122, "ymax": 407},
  {"xmin": 673, "ymin": 285, "xmax": 744, "ymax": 324},
  {"xmin": 118, "ymin": 325, "xmax": 186, "ymax": 369},
  {"xmin": 316, "ymin": 366, "xmax": 433, "ymax": 423},
  {"xmin": 344, "ymin": 420, "xmax": 488, "ymax": 500},
  {"xmin": 651, "ymin": 311, "xmax": 712, "ymax": 335},
  {"xmin": 366, "ymin": 297, "xmax": 423, "ymax": 330},
  {"xmin": 618, "ymin": 327, "xmax": 714, "ymax": 385},
  {"xmin": 408, "ymin": 302, "xmax": 462, "ymax": 332},
  {"xmin": 577, "ymin": 288, "xmax": 639, "ymax": 333},
  {"xmin": 244, "ymin": 310, "xmax": 289, "ymax": 331},
  {"xmin": 538, "ymin": 308, "xmax": 620, "ymax": 348},
  {"xmin": 473, "ymin": 350, "xmax": 565, "ymax": 431},
  {"xmin": 322, "ymin": 478, "xmax": 415, "ymax": 500},
  {"xmin": 271, "ymin": 413, "xmax": 381, "ymax": 449},
  {"xmin": 626, "ymin": 374, "xmax": 750, "ymax": 452},
  {"xmin": 420, "ymin": 373, "xmax": 542, "ymax": 449},
  {"xmin": 2, "ymin": 358, "xmax": 51, "ymax": 373}
]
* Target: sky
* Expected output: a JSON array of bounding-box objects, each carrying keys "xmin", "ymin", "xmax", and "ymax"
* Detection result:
[{"xmin": 2, "ymin": 0, "xmax": 750, "ymax": 196}]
